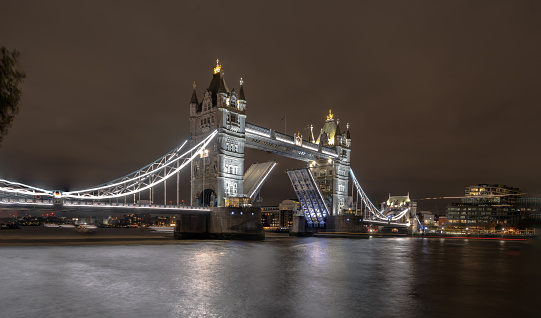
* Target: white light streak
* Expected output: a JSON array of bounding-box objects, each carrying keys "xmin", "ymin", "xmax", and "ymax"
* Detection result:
[
  {"xmin": 63, "ymin": 130, "xmax": 218, "ymax": 200},
  {"xmin": 249, "ymin": 162, "xmax": 277, "ymax": 198},
  {"xmin": 63, "ymin": 138, "xmax": 192, "ymax": 195}
]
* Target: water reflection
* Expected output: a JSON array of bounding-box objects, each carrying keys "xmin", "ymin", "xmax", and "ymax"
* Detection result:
[{"xmin": 0, "ymin": 237, "xmax": 539, "ymax": 318}]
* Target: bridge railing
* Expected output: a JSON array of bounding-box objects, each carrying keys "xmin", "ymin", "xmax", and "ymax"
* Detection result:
[
  {"xmin": 321, "ymin": 146, "xmax": 338, "ymax": 157},
  {"xmin": 62, "ymin": 200, "xmax": 210, "ymax": 211},
  {"xmin": 1, "ymin": 197, "xmax": 53, "ymax": 206},
  {"xmin": 274, "ymin": 131, "xmax": 295, "ymax": 145},
  {"xmin": 245, "ymin": 123, "xmax": 271, "ymax": 137}
]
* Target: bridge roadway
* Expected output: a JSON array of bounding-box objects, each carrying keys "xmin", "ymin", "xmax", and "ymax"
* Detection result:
[{"xmin": 0, "ymin": 197, "xmax": 210, "ymax": 214}]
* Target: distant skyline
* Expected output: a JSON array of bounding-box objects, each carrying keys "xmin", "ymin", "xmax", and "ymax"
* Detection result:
[{"xmin": 1, "ymin": 1, "xmax": 540, "ymax": 212}]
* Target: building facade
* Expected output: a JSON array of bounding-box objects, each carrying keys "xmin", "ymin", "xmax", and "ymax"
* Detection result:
[
  {"xmin": 260, "ymin": 199, "xmax": 300, "ymax": 229},
  {"xmin": 446, "ymin": 184, "xmax": 539, "ymax": 228}
]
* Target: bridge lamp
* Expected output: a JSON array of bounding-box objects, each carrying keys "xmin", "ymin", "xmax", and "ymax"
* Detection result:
[{"xmin": 200, "ymin": 149, "xmax": 209, "ymax": 158}]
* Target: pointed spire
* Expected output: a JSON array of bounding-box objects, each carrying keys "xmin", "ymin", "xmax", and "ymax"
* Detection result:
[
  {"xmin": 308, "ymin": 124, "xmax": 315, "ymax": 143},
  {"xmin": 218, "ymin": 77, "xmax": 228, "ymax": 93},
  {"xmin": 239, "ymin": 77, "xmax": 246, "ymax": 100},
  {"xmin": 213, "ymin": 59, "xmax": 221, "ymax": 74},
  {"xmin": 190, "ymin": 81, "xmax": 198, "ymax": 104},
  {"xmin": 346, "ymin": 123, "xmax": 351, "ymax": 139},
  {"xmin": 326, "ymin": 109, "xmax": 334, "ymax": 121}
]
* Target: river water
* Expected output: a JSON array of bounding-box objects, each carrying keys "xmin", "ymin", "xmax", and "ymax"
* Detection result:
[{"xmin": 1, "ymin": 236, "xmax": 540, "ymax": 318}]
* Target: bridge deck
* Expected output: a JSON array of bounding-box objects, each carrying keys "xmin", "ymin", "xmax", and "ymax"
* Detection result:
[{"xmin": 0, "ymin": 198, "xmax": 210, "ymax": 213}]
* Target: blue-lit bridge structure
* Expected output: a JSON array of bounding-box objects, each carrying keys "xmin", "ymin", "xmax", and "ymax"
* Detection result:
[{"xmin": 0, "ymin": 61, "xmax": 414, "ymax": 232}]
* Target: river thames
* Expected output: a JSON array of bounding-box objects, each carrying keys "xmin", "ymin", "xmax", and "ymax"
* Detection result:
[{"xmin": 1, "ymin": 235, "xmax": 540, "ymax": 318}]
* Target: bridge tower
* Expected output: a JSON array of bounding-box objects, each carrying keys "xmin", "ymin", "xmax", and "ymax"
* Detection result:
[
  {"xmin": 189, "ymin": 60, "xmax": 247, "ymax": 207},
  {"xmin": 310, "ymin": 110, "xmax": 352, "ymax": 215}
]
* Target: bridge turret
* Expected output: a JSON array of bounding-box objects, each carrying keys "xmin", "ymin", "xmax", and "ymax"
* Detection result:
[
  {"xmin": 311, "ymin": 110, "xmax": 351, "ymax": 215},
  {"xmin": 344, "ymin": 123, "xmax": 351, "ymax": 147},
  {"xmin": 238, "ymin": 78, "xmax": 246, "ymax": 111},
  {"xmin": 189, "ymin": 81, "xmax": 199, "ymax": 117},
  {"xmin": 190, "ymin": 60, "xmax": 247, "ymax": 208}
]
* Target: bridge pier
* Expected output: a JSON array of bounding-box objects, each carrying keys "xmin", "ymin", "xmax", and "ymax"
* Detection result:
[
  {"xmin": 289, "ymin": 215, "xmax": 318, "ymax": 236},
  {"xmin": 174, "ymin": 207, "xmax": 264, "ymax": 240},
  {"xmin": 326, "ymin": 215, "xmax": 367, "ymax": 233},
  {"xmin": 289, "ymin": 214, "xmax": 368, "ymax": 236}
]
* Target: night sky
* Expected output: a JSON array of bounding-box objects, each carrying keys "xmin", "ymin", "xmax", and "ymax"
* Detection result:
[{"xmin": 1, "ymin": 1, "xmax": 540, "ymax": 212}]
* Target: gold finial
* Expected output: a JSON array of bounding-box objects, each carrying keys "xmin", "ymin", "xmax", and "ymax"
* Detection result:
[
  {"xmin": 192, "ymin": 81, "xmax": 196, "ymax": 90},
  {"xmin": 240, "ymin": 77, "xmax": 244, "ymax": 86},
  {"xmin": 213, "ymin": 59, "xmax": 222, "ymax": 74},
  {"xmin": 326, "ymin": 109, "xmax": 334, "ymax": 120}
]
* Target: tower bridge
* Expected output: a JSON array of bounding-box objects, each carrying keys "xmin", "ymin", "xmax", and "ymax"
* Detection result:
[{"xmin": 0, "ymin": 60, "xmax": 415, "ymax": 238}]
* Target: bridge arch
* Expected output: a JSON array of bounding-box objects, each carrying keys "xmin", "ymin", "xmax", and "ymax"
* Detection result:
[{"xmin": 199, "ymin": 189, "xmax": 216, "ymax": 207}]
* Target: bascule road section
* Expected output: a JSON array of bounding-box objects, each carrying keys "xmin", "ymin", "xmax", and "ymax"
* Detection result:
[
  {"xmin": 286, "ymin": 168, "xmax": 329, "ymax": 226},
  {"xmin": 0, "ymin": 60, "xmax": 415, "ymax": 239}
]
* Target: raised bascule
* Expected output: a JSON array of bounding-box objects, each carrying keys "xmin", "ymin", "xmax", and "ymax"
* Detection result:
[{"xmin": 0, "ymin": 60, "xmax": 416, "ymax": 239}]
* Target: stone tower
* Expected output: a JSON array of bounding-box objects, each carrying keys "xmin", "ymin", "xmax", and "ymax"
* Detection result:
[
  {"xmin": 310, "ymin": 110, "xmax": 352, "ymax": 215},
  {"xmin": 189, "ymin": 60, "xmax": 247, "ymax": 207}
]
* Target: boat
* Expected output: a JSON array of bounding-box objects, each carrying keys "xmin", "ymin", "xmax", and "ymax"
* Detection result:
[
  {"xmin": 76, "ymin": 225, "xmax": 97, "ymax": 233},
  {"xmin": 148, "ymin": 227, "xmax": 174, "ymax": 233}
]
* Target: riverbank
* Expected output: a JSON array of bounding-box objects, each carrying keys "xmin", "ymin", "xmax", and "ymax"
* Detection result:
[
  {"xmin": 0, "ymin": 226, "xmax": 302, "ymax": 246},
  {"xmin": 3, "ymin": 227, "xmax": 538, "ymax": 246},
  {"xmin": 0, "ymin": 226, "xmax": 176, "ymax": 246},
  {"xmin": 413, "ymin": 232, "xmax": 537, "ymax": 241}
]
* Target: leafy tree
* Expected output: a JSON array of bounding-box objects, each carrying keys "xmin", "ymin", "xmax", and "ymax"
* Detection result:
[{"xmin": 0, "ymin": 47, "xmax": 26, "ymax": 146}]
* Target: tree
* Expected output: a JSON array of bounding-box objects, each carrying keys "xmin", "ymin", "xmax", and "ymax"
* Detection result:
[{"xmin": 0, "ymin": 47, "xmax": 26, "ymax": 146}]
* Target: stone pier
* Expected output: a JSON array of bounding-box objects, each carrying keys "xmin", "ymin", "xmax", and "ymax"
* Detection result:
[
  {"xmin": 174, "ymin": 207, "xmax": 264, "ymax": 240},
  {"xmin": 289, "ymin": 214, "xmax": 368, "ymax": 236}
]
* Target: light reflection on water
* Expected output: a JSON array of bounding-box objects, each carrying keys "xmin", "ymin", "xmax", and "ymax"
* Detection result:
[{"xmin": 1, "ymin": 237, "xmax": 540, "ymax": 318}]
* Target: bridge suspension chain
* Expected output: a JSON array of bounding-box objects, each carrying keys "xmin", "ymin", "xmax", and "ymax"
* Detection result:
[
  {"xmin": 63, "ymin": 130, "xmax": 218, "ymax": 200},
  {"xmin": 349, "ymin": 168, "xmax": 388, "ymax": 221},
  {"xmin": 0, "ymin": 130, "xmax": 218, "ymax": 201},
  {"xmin": 349, "ymin": 168, "xmax": 411, "ymax": 222},
  {"xmin": 0, "ymin": 179, "xmax": 51, "ymax": 198}
]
